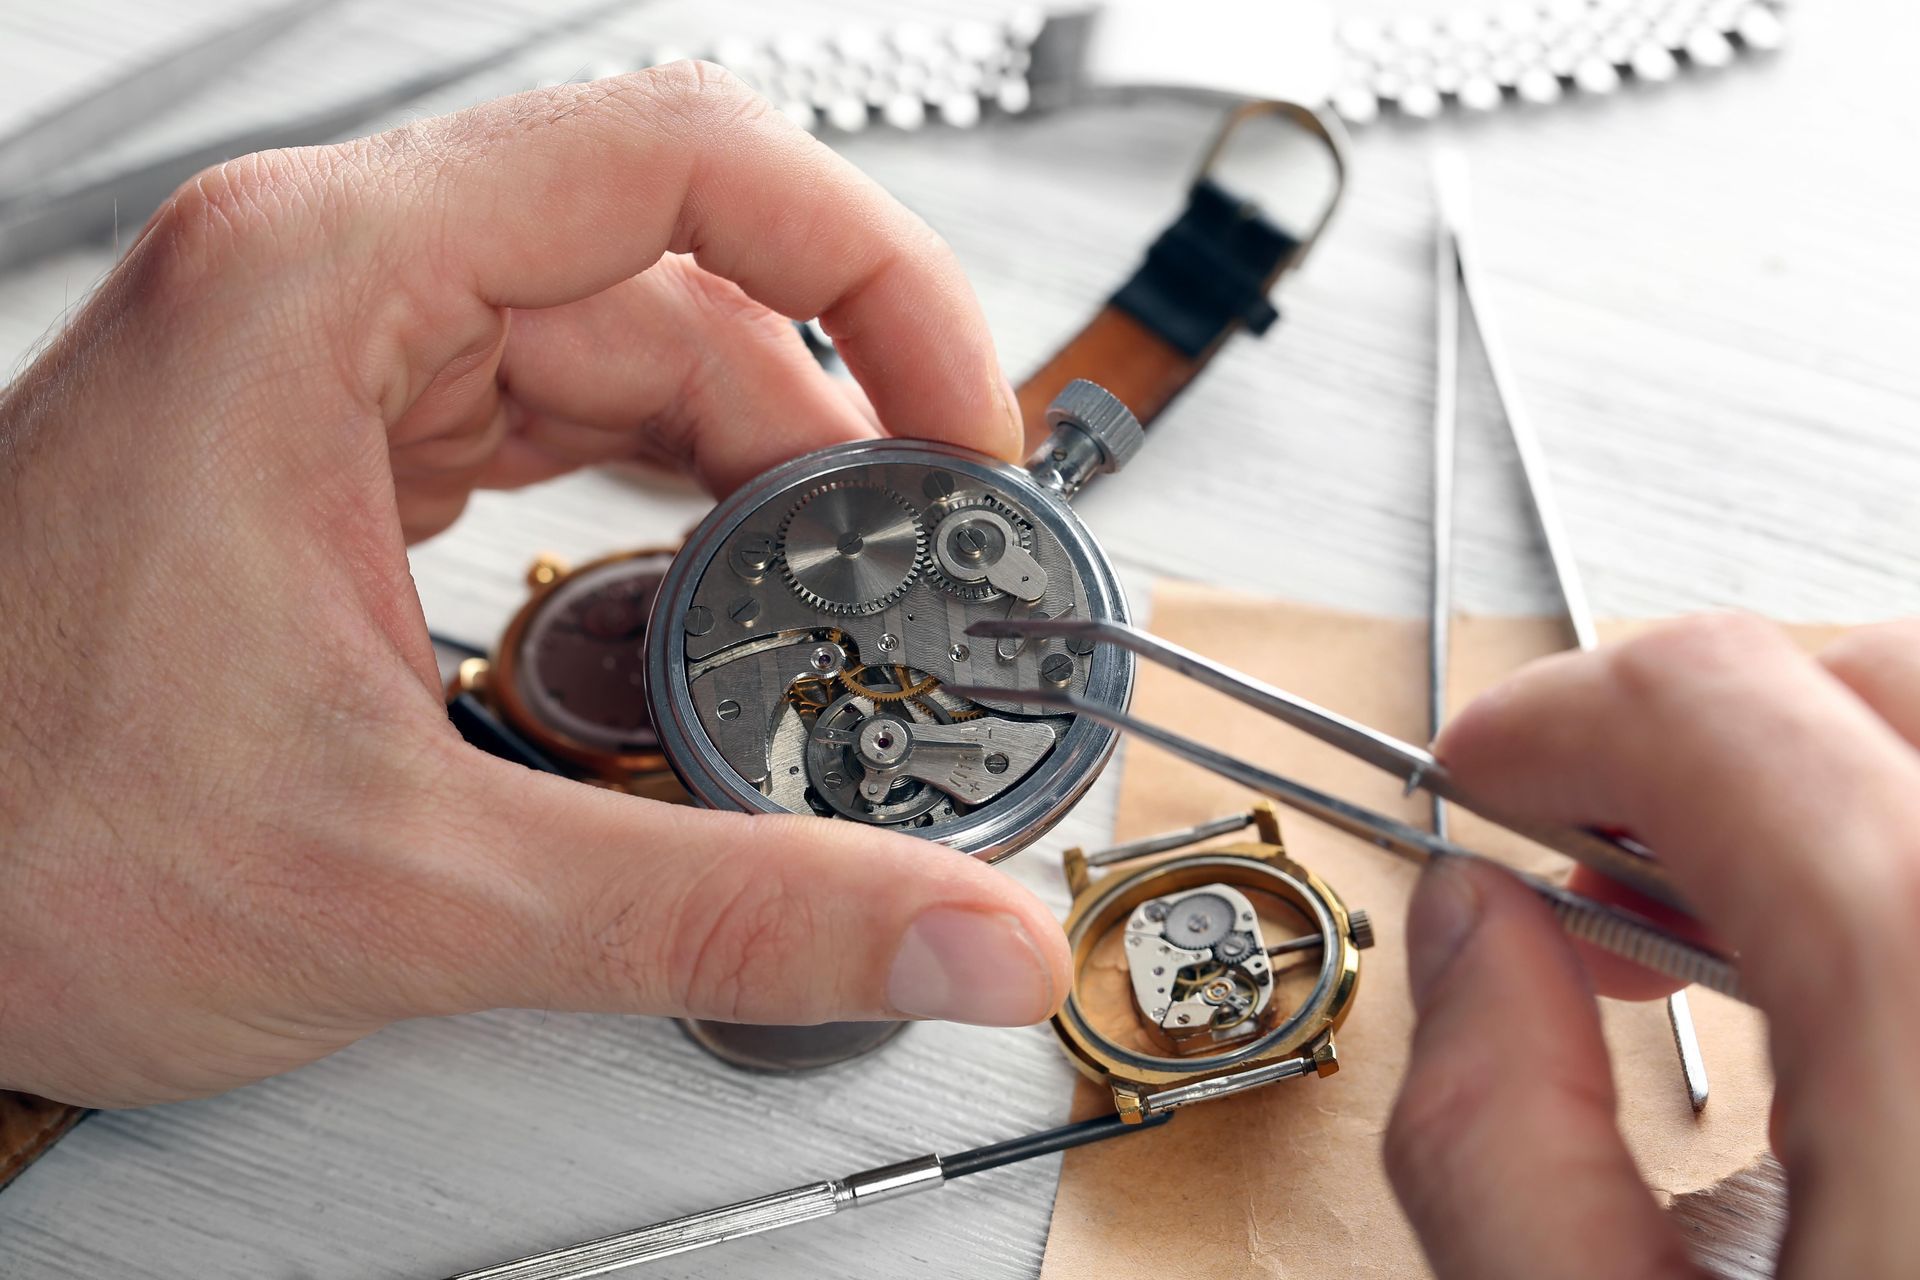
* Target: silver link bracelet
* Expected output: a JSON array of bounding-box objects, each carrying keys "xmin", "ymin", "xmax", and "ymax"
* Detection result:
[{"xmin": 531, "ymin": 2, "xmax": 1788, "ymax": 134}]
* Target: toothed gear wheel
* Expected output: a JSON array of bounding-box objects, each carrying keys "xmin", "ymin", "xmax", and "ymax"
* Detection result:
[
  {"xmin": 923, "ymin": 492, "xmax": 1035, "ymax": 601},
  {"xmin": 779, "ymin": 482, "xmax": 924, "ymax": 615}
]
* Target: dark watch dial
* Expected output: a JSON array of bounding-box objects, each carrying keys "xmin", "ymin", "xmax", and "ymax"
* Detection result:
[{"xmin": 513, "ymin": 552, "xmax": 674, "ymax": 755}]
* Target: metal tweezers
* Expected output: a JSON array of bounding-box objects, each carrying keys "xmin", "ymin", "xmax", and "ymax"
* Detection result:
[
  {"xmin": 1430, "ymin": 151, "xmax": 1708, "ymax": 1110},
  {"xmin": 952, "ymin": 617, "xmax": 1743, "ymax": 1004}
]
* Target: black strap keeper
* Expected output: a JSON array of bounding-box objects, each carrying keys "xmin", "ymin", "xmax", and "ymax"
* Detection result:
[
  {"xmin": 448, "ymin": 692, "xmax": 565, "ymax": 775},
  {"xmin": 1109, "ymin": 178, "xmax": 1298, "ymax": 359}
]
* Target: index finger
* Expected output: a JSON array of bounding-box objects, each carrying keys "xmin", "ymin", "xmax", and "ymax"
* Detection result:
[
  {"xmin": 1436, "ymin": 612, "xmax": 1920, "ymax": 1278},
  {"xmin": 1435, "ymin": 614, "xmax": 1920, "ymax": 1036},
  {"xmin": 359, "ymin": 63, "xmax": 1021, "ymax": 461}
]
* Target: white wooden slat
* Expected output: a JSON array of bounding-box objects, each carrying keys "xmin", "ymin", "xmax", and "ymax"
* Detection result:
[{"xmin": 0, "ymin": 0, "xmax": 1916, "ymax": 1276}]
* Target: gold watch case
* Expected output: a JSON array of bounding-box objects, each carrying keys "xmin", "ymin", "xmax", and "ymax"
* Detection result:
[
  {"xmin": 448, "ymin": 547, "xmax": 683, "ymax": 798},
  {"xmin": 1052, "ymin": 803, "xmax": 1372, "ymax": 1122}
]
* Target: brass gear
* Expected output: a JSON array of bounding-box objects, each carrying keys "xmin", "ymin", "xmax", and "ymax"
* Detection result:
[{"xmin": 838, "ymin": 663, "xmax": 938, "ymax": 703}]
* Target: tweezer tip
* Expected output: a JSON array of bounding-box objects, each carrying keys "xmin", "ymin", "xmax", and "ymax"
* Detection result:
[
  {"xmin": 962, "ymin": 620, "xmax": 1022, "ymax": 639},
  {"xmin": 944, "ymin": 683, "xmax": 1077, "ymax": 709}
]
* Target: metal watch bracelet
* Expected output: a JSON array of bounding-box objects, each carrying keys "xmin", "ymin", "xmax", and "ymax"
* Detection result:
[{"xmin": 531, "ymin": 1, "xmax": 1789, "ymax": 133}]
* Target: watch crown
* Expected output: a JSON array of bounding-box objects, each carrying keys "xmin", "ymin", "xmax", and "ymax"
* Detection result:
[
  {"xmin": 1349, "ymin": 908, "xmax": 1375, "ymax": 951},
  {"xmin": 1045, "ymin": 379, "xmax": 1145, "ymax": 474}
]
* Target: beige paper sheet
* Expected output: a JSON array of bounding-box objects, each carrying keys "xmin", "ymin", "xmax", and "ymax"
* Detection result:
[{"xmin": 1039, "ymin": 586, "xmax": 1842, "ymax": 1279}]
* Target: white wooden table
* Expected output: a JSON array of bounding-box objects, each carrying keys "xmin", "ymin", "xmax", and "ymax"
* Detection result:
[{"xmin": 2, "ymin": 1, "xmax": 1917, "ymax": 1276}]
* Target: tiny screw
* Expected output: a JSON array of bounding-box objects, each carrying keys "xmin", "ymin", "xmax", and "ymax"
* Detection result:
[
  {"xmin": 684, "ymin": 606, "xmax": 715, "ymax": 636},
  {"xmin": 734, "ymin": 534, "xmax": 775, "ymax": 575},
  {"xmin": 1143, "ymin": 901, "xmax": 1169, "ymax": 922},
  {"xmin": 1066, "ymin": 634, "xmax": 1095, "ymax": 656},
  {"xmin": 716, "ymin": 699, "xmax": 742, "ymax": 721},
  {"xmin": 984, "ymin": 752, "xmax": 1009, "ymax": 774},
  {"xmin": 877, "ymin": 632, "xmax": 899, "ymax": 653},
  {"xmin": 1040, "ymin": 652, "xmax": 1075, "ymax": 686},
  {"xmin": 728, "ymin": 597, "xmax": 761, "ymax": 625},
  {"xmin": 949, "ymin": 642, "xmax": 969, "ymax": 663}
]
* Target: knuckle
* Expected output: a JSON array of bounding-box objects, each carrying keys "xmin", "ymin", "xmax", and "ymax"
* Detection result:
[
  {"xmin": 629, "ymin": 59, "xmax": 759, "ymax": 121},
  {"xmin": 135, "ymin": 149, "xmax": 337, "ymax": 298},
  {"xmin": 663, "ymin": 256, "xmax": 769, "ymax": 335},
  {"xmin": 156, "ymin": 152, "xmax": 307, "ymax": 253},
  {"xmin": 1606, "ymin": 612, "xmax": 1785, "ymax": 702},
  {"xmin": 591, "ymin": 61, "xmax": 785, "ymax": 159},
  {"xmin": 1822, "ymin": 619, "xmax": 1920, "ymax": 682},
  {"xmin": 666, "ymin": 862, "xmax": 820, "ymax": 1019}
]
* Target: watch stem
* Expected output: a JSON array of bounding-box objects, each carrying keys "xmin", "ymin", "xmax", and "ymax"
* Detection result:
[{"xmin": 1028, "ymin": 379, "xmax": 1145, "ymax": 499}]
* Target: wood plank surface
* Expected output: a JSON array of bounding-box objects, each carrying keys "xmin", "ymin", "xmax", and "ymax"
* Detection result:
[{"xmin": 1, "ymin": 1, "xmax": 1914, "ymax": 1276}]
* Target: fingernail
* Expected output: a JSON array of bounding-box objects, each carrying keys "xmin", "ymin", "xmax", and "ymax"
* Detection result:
[
  {"xmin": 887, "ymin": 908, "xmax": 1053, "ymax": 1026},
  {"xmin": 998, "ymin": 375, "xmax": 1026, "ymax": 460},
  {"xmin": 1406, "ymin": 859, "xmax": 1483, "ymax": 1011}
]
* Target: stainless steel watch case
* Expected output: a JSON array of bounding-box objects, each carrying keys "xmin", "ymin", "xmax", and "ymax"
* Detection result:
[{"xmin": 644, "ymin": 435, "xmax": 1134, "ymax": 863}]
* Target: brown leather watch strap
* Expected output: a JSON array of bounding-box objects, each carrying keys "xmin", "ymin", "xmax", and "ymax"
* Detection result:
[
  {"xmin": 0, "ymin": 1092, "xmax": 88, "ymax": 1192},
  {"xmin": 1017, "ymin": 174, "xmax": 1304, "ymax": 452},
  {"xmin": 1017, "ymin": 307, "xmax": 1203, "ymax": 451},
  {"xmin": 1017, "ymin": 101, "xmax": 1347, "ymax": 453}
]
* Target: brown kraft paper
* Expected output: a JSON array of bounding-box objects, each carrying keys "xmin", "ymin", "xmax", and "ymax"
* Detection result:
[{"xmin": 1039, "ymin": 585, "xmax": 1843, "ymax": 1279}]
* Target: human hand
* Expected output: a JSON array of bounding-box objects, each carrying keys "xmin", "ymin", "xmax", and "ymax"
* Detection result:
[
  {"xmin": 1385, "ymin": 614, "xmax": 1920, "ymax": 1277},
  {"xmin": 0, "ymin": 64, "xmax": 1066, "ymax": 1108}
]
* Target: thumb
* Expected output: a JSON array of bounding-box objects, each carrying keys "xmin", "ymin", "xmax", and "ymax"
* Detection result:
[
  {"xmin": 1385, "ymin": 858, "xmax": 1698, "ymax": 1280},
  {"xmin": 422, "ymin": 753, "xmax": 1071, "ymax": 1027}
]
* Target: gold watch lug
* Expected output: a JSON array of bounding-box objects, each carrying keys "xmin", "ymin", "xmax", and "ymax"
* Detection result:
[
  {"xmin": 526, "ymin": 553, "xmax": 569, "ymax": 590},
  {"xmin": 453, "ymin": 656, "xmax": 491, "ymax": 695},
  {"xmin": 1251, "ymin": 801, "xmax": 1288, "ymax": 856},
  {"xmin": 1112, "ymin": 1086, "xmax": 1148, "ymax": 1125},
  {"xmin": 1063, "ymin": 845, "xmax": 1092, "ymax": 898},
  {"xmin": 1311, "ymin": 1035, "xmax": 1340, "ymax": 1078}
]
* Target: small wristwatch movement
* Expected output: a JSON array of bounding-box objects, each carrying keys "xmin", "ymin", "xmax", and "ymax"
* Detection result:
[{"xmin": 1052, "ymin": 804, "xmax": 1373, "ymax": 1121}]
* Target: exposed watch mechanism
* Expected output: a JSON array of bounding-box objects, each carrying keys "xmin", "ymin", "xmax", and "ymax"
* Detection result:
[
  {"xmin": 1053, "ymin": 804, "xmax": 1374, "ymax": 1122},
  {"xmin": 645, "ymin": 381, "xmax": 1144, "ymax": 860}
]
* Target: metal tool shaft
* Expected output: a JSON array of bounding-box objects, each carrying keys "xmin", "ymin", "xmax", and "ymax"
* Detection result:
[
  {"xmin": 967, "ymin": 617, "xmax": 1687, "ymax": 913},
  {"xmin": 1085, "ymin": 811, "xmax": 1256, "ymax": 866},
  {"xmin": 442, "ymin": 1115, "xmax": 1167, "ymax": 1278},
  {"xmin": 1434, "ymin": 154, "xmax": 1598, "ymax": 652},
  {"xmin": 448, "ymin": 1180, "xmax": 855, "ymax": 1280},
  {"xmin": 951, "ymin": 680, "xmax": 1745, "ymax": 1005},
  {"xmin": 1429, "ymin": 159, "xmax": 1461, "ymax": 841},
  {"xmin": 1443, "ymin": 150, "xmax": 1712, "ymax": 1113}
]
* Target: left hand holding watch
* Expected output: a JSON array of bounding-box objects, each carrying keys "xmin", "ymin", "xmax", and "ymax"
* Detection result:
[{"xmin": 0, "ymin": 64, "xmax": 1071, "ymax": 1118}]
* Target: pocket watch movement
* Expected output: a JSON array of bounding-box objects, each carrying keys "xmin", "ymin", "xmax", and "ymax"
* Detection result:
[
  {"xmin": 1053, "ymin": 804, "xmax": 1373, "ymax": 1122},
  {"xmin": 643, "ymin": 381, "xmax": 1143, "ymax": 861}
]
